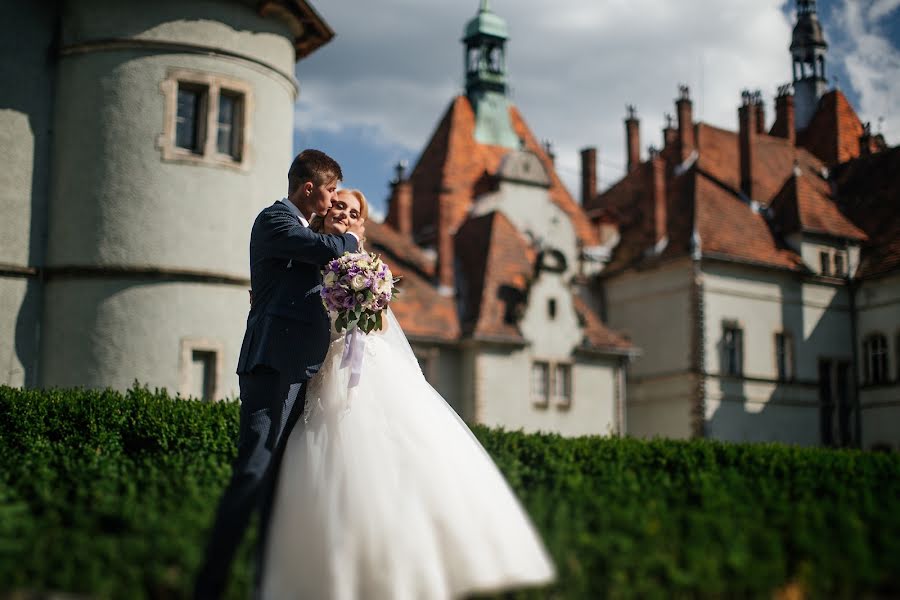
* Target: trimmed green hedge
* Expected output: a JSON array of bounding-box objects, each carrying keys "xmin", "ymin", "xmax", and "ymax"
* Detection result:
[{"xmin": 1, "ymin": 385, "xmax": 898, "ymax": 599}]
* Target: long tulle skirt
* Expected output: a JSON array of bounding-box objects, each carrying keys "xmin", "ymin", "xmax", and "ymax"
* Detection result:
[{"xmin": 261, "ymin": 313, "xmax": 555, "ymax": 599}]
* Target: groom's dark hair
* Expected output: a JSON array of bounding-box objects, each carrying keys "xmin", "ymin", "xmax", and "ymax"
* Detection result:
[{"xmin": 288, "ymin": 149, "xmax": 343, "ymax": 195}]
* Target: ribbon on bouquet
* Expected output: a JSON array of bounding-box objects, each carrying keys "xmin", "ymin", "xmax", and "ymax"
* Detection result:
[{"xmin": 339, "ymin": 324, "xmax": 366, "ymax": 387}]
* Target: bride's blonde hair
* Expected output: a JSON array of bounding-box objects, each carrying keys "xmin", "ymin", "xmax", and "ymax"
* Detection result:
[{"xmin": 310, "ymin": 189, "xmax": 369, "ymax": 249}]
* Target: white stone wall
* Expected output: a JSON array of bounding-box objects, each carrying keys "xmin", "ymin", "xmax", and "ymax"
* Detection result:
[
  {"xmin": 35, "ymin": 0, "xmax": 299, "ymax": 394},
  {"xmin": 604, "ymin": 259, "xmax": 695, "ymax": 438},
  {"xmin": 467, "ymin": 176, "xmax": 621, "ymax": 436},
  {"xmin": 0, "ymin": 0, "xmax": 57, "ymax": 387},
  {"xmin": 474, "ymin": 347, "xmax": 620, "ymax": 437},
  {"xmin": 702, "ymin": 262, "xmax": 853, "ymax": 445},
  {"xmin": 40, "ymin": 280, "xmax": 248, "ymax": 399},
  {"xmin": 471, "ymin": 179, "xmax": 579, "ymax": 277},
  {"xmin": 857, "ymin": 273, "xmax": 900, "ymax": 449}
]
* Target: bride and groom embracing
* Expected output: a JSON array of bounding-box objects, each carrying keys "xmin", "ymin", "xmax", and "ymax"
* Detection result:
[{"xmin": 194, "ymin": 150, "xmax": 555, "ymax": 599}]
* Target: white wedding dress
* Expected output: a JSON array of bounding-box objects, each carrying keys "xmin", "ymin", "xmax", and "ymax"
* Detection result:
[{"xmin": 260, "ymin": 310, "xmax": 556, "ymax": 599}]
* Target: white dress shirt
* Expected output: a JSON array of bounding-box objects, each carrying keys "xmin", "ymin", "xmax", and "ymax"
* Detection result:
[{"xmin": 279, "ymin": 198, "xmax": 309, "ymax": 228}]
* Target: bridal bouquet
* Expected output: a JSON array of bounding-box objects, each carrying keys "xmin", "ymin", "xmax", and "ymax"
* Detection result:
[{"xmin": 321, "ymin": 251, "xmax": 397, "ymax": 334}]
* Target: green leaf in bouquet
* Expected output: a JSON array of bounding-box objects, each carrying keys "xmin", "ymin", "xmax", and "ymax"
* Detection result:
[{"xmin": 375, "ymin": 311, "xmax": 383, "ymax": 331}]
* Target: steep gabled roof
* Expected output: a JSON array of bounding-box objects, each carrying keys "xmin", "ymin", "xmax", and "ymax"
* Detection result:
[
  {"xmin": 694, "ymin": 171, "xmax": 804, "ymax": 271},
  {"xmin": 573, "ymin": 296, "xmax": 634, "ymax": 353},
  {"xmin": 455, "ymin": 211, "xmax": 534, "ymax": 342},
  {"xmin": 407, "ymin": 96, "xmax": 599, "ymax": 247},
  {"xmin": 798, "ymin": 90, "xmax": 867, "ymax": 166},
  {"xmin": 832, "ymin": 146, "xmax": 900, "ymax": 278},
  {"xmin": 365, "ymin": 223, "xmax": 457, "ymax": 342},
  {"xmin": 769, "ymin": 165, "xmax": 867, "ymax": 241}
]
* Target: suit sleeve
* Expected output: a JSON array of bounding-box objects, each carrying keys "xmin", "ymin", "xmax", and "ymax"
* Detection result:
[{"xmin": 256, "ymin": 208, "xmax": 359, "ymax": 264}]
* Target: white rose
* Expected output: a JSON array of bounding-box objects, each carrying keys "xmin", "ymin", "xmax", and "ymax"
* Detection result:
[
  {"xmin": 323, "ymin": 271, "xmax": 337, "ymax": 285},
  {"xmin": 351, "ymin": 273, "xmax": 368, "ymax": 291}
]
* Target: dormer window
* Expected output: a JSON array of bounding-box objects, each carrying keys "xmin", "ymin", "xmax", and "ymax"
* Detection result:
[
  {"xmin": 819, "ymin": 251, "xmax": 830, "ymax": 276},
  {"xmin": 834, "ymin": 252, "xmax": 845, "ymax": 276}
]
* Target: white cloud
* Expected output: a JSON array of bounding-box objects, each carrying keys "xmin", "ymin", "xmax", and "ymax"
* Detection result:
[
  {"xmin": 831, "ymin": 0, "xmax": 900, "ymax": 142},
  {"xmin": 868, "ymin": 0, "xmax": 900, "ymax": 22},
  {"xmin": 293, "ymin": 1, "xmax": 892, "ymax": 197}
]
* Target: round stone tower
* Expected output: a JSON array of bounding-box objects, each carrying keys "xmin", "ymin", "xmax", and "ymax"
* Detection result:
[{"xmin": 0, "ymin": 0, "xmax": 333, "ymax": 399}]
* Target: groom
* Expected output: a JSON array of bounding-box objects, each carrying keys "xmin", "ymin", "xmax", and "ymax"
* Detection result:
[{"xmin": 194, "ymin": 149, "xmax": 364, "ymax": 599}]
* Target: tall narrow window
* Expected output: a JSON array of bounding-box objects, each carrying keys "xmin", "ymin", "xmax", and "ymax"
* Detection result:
[
  {"xmin": 190, "ymin": 350, "xmax": 217, "ymax": 401},
  {"xmin": 547, "ymin": 298, "xmax": 557, "ymax": 320},
  {"xmin": 836, "ymin": 361, "xmax": 853, "ymax": 446},
  {"xmin": 863, "ymin": 334, "xmax": 888, "ymax": 384},
  {"xmin": 554, "ymin": 363, "xmax": 572, "ymax": 408},
  {"xmin": 723, "ymin": 323, "xmax": 743, "ymax": 376},
  {"xmin": 819, "ymin": 251, "xmax": 831, "ymax": 276},
  {"xmin": 818, "ymin": 359, "xmax": 834, "ymax": 446},
  {"xmin": 175, "ymin": 85, "xmax": 206, "ymax": 153},
  {"xmin": 216, "ymin": 90, "xmax": 243, "ymax": 159},
  {"xmin": 776, "ymin": 332, "xmax": 794, "ymax": 381},
  {"xmin": 531, "ymin": 361, "xmax": 550, "ymax": 407}
]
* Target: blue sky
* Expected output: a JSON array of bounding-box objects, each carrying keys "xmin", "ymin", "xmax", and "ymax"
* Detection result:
[{"xmin": 292, "ymin": 0, "xmax": 899, "ymax": 220}]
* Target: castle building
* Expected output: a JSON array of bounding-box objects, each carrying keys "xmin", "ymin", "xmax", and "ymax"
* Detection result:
[
  {"xmin": 582, "ymin": 0, "xmax": 898, "ymax": 448},
  {"xmin": 369, "ymin": 1, "xmax": 635, "ymax": 437},
  {"xmin": 1, "ymin": 0, "xmax": 333, "ymax": 399}
]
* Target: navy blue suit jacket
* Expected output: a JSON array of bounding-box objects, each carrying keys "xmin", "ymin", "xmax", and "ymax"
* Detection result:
[{"xmin": 237, "ymin": 200, "xmax": 358, "ymax": 382}]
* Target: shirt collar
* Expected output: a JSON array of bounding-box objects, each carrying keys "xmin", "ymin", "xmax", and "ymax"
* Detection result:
[{"xmin": 280, "ymin": 198, "xmax": 309, "ymax": 228}]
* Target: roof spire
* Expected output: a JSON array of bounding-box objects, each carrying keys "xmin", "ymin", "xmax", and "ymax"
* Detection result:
[
  {"xmin": 462, "ymin": 1, "xmax": 517, "ymax": 147},
  {"xmin": 790, "ymin": 0, "xmax": 828, "ymax": 130}
]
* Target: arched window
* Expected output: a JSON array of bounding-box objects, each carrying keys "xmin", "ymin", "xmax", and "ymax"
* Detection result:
[{"xmin": 863, "ymin": 334, "xmax": 888, "ymax": 384}]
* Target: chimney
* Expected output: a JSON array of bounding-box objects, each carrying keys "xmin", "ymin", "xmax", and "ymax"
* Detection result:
[
  {"xmin": 625, "ymin": 104, "xmax": 640, "ymax": 173},
  {"xmin": 647, "ymin": 151, "xmax": 667, "ymax": 246},
  {"xmin": 676, "ymin": 85, "xmax": 695, "ymax": 163},
  {"xmin": 580, "ymin": 146, "xmax": 597, "ymax": 205},
  {"xmin": 859, "ymin": 122, "xmax": 873, "ymax": 156},
  {"xmin": 774, "ymin": 84, "xmax": 796, "ymax": 145},
  {"xmin": 754, "ymin": 97, "xmax": 766, "ymax": 135},
  {"xmin": 437, "ymin": 201, "xmax": 455, "ymax": 293},
  {"xmin": 663, "ymin": 113, "xmax": 677, "ymax": 150},
  {"xmin": 386, "ymin": 161, "xmax": 413, "ymax": 237},
  {"xmin": 739, "ymin": 90, "xmax": 759, "ymax": 200}
]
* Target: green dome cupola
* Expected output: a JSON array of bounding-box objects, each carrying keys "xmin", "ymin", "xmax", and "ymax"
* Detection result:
[{"xmin": 462, "ymin": 0, "xmax": 518, "ymax": 148}]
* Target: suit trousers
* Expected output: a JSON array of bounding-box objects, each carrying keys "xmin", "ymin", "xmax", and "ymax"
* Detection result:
[{"xmin": 194, "ymin": 367, "xmax": 307, "ymax": 600}]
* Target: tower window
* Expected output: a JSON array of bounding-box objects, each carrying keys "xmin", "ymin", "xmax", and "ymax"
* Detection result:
[
  {"xmin": 191, "ymin": 350, "xmax": 217, "ymax": 401},
  {"xmin": 160, "ymin": 69, "xmax": 252, "ymax": 170},
  {"xmin": 216, "ymin": 91, "xmax": 243, "ymax": 159},
  {"xmin": 547, "ymin": 298, "xmax": 557, "ymax": 320},
  {"xmin": 175, "ymin": 85, "xmax": 206, "ymax": 153},
  {"xmin": 179, "ymin": 338, "xmax": 223, "ymax": 402}
]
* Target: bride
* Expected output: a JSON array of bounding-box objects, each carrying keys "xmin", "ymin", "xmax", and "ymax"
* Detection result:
[{"xmin": 260, "ymin": 189, "xmax": 556, "ymax": 599}]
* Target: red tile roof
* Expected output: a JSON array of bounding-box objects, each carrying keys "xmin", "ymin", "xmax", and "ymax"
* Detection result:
[
  {"xmin": 407, "ymin": 95, "xmax": 599, "ymax": 248},
  {"xmin": 832, "ymin": 146, "xmax": 900, "ymax": 278},
  {"xmin": 455, "ymin": 211, "xmax": 534, "ymax": 343},
  {"xmin": 769, "ymin": 165, "xmax": 867, "ymax": 241},
  {"xmin": 365, "ymin": 222, "xmax": 457, "ymax": 342},
  {"xmin": 573, "ymin": 296, "xmax": 634, "ymax": 353},
  {"xmin": 797, "ymin": 90, "xmax": 867, "ymax": 167}
]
